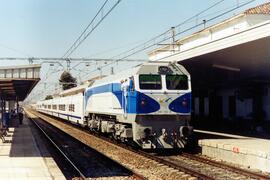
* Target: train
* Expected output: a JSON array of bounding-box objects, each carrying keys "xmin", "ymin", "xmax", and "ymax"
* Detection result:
[{"xmin": 36, "ymin": 61, "xmax": 193, "ymax": 149}]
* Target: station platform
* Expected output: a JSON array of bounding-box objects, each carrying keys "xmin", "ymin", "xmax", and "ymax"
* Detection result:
[
  {"xmin": 198, "ymin": 130, "xmax": 270, "ymax": 173},
  {"xmin": 0, "ymin": 118, "xmax": 65, "ymax": 180}
]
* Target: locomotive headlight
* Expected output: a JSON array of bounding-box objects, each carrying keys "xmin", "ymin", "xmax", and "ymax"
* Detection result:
[{"xmin": 141, "ymin": 100, "xmax": 146, "ymax": 106}]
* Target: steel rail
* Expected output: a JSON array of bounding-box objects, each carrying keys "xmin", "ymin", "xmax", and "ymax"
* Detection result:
[
  {"xmin": 137, "ymin": 151, "xmax": 214, "ymax": 180},
  {"xmin": 29, "ymin": 109, "xmax": 270, "ymax": 179},
  {"xmin": 30, "ymin": 118, "xmax": 87, "ymax": 180},
  {"xmin": 27, "ymin": 110, "xmax": 146, "ymax": 180},
  {"xmin": 29, "ymin": 110, "xmax": 213, "ymax": 179},
  {"xmin": 182, "ymin": 153, "xmax": 270, "ymax": 180}
]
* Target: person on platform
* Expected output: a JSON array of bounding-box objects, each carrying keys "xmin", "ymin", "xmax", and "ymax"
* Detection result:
[
  {"xmin": 18, "ymin": 109, "xmax": 23, "ymax": 125},
  {"xmin": 3, "ymin": 110, "xmax": 10, "ymax": 128}
]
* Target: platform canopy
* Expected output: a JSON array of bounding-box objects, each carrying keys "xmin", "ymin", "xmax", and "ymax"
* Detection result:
[{"xmin": 0, "ymin": 64, "xmax": 41, "ymax": 101}]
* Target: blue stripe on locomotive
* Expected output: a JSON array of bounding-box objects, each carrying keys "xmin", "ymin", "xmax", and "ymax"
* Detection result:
[{"xmin": 84, "ymin": 83, "xmax": 191, "ymax": 114}]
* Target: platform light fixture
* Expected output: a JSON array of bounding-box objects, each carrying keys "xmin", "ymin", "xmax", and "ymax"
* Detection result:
[{"xmin": 212, "ymin": 64, "xmax": 240, "ymax": 72}]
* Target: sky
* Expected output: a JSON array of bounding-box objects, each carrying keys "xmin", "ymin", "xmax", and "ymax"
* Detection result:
[{"xmin": 0, "ymin": 0, "xmax": 269, "ymax": 102}]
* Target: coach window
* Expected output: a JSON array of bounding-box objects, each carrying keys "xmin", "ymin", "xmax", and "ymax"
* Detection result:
[
  {"xmin": 59, "ymin": 104, "xmax": 66, "ymax": 111},
  {"xmin": 166, "ymin": 75, "xmax": 188, "ymax": 90},
  {"xmin": 139, "ymin": 74, "xmax": 162, "ymax": 90},
  {"xmin": 69, "ymin": 104, "xmax": 75, "ymax": 112},
  {"xmin": 48, "ymin": 105, "xmax": 51, "ymax": 109}
]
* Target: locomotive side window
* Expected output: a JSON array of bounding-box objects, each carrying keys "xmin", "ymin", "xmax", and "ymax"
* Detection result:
[
  {"xmin": 166, "ymin": 75, "xmax": 188, "ymax": 90},
  {"xmin": 139, "ymin": 75, "xmax": 162, "ymax": 90}
]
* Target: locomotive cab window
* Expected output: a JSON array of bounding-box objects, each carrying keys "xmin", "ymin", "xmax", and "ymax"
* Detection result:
[
  {"xmin": 166, "ymin": 75, "xmax": 188, "ymax": 90},
  {"xmin": 139, "ymin": 74, "xmax": 162, "ymax": 90}
]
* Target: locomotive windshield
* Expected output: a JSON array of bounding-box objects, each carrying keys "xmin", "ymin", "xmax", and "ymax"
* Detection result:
[
  {"xmin": 139, "ymin": 74, "xmax": 162, "ymax": 90},
  {"xmin": 166, "ymin": 75, "xmax": 188, "ymax": 90}
]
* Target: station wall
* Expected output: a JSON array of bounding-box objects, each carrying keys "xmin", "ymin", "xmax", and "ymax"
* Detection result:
[
  {"xmin": 193, "ymin": 87, "xmax": 270, "ymax": 122},
  {"xmin": 263, "ymin": 86, "xmax": 270, "ymax": 121}
]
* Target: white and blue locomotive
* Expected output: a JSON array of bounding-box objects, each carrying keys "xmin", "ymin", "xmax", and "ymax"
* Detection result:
[{"xmin": 36, "ymin": 61, "xmax": 192, "ymax": 149}]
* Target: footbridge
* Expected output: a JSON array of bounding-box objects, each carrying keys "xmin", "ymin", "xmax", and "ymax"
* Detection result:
[{"xmin": 0, "ymin": 64, "xmax": 41, "ymax": 127}]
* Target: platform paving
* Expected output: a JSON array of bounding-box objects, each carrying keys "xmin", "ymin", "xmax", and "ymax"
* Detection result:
[
  {"xmin": 199, "ymin": 136, "xmax": 270, "ymax": 173},
  {"xmin": 0, "ymin": 118, "xmax": 65, "ymax": 180}
]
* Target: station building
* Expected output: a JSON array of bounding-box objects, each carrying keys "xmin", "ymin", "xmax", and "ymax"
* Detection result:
[{"xmin": 148, "ymin": 3, "xmax": 270, "ymax": 130}]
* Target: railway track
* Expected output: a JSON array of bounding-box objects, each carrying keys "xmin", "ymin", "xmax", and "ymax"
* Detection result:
[
  {"xmin": 128, "ymin": 145, "xmax": 270, "ymax": 179},
  {"xmin": 31, "ymin": 118, "xmax": 86, "ymax": 179},
  {"xmin": 181, "ymin": 153, "xmax": 270, "ymax": 179},
  {"xmin": 159, "ymin": 154, "xmax": 270, "ymax": 180},
  {"xmin": 26, "ymin": 109, "xmax": 270, "ymax": 180},
  {"xmin": 28, "ymin": 113, "xmax": 142, "ymax": 180}
]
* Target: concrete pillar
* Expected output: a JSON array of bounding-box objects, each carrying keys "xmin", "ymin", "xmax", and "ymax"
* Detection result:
[
  {"xmin": 0, "ymin": 97, "xmax": 3, "ymax": 128},
  {"xmin": 9, "ymin": 101, "xmax": 15, "ymax": 111},
  {"xmin": 252, "ymin": 85, "xmax": 265, "ymax": 125},
  {"xmin": 4, "ymin": 101, "xmax": 6, "ymax": 112},
  {"xmin": 16, "ymin": 97, "xmax": 19, "ymax": 113}
]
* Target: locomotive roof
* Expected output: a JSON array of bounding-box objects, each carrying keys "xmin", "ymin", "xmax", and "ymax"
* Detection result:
[
  {"xmin": 38, "ymin": 61, "xmax": 189, "ymax": 102},
  {"xmin": 90, "ymin": 61, "xmax": 188, "ymax": 87},
  {"xmin": 91, "ymin": 65, "xmax": 141, "ymax": 87},
  {"xmin": 59, "ymin": 84, "xmax": 89, "ymax": 96}
]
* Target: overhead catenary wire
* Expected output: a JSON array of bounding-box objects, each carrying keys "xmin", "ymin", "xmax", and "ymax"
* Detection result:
[
  {"xmin": 84, "ymin": 38, "xmax": 150, "ymax": 58},
  {"xmin": 171, "ymin": 0, "xmax": 256, "ymax": 42},
  {"xmin": 62, "ymin": 0, "xmax": 122, "ymax": 58},
  {"xmin": 110, "ymin": 0, "xmax": 226, "ymax": 60},
  {"xmin": 81, "ymin": 0, "xmax": 257, "ymax": 77},
  {"xmin": 112, "ymin": 0, "xmax": 255, "ymax": 61},
  {"xmin": 62, "ymin": 0, "xmax": 109, "ymax": 58},
  {"xmin": 25, "ymin": 0, "xmax": 258, "ymax": 102},
  {"xmin": 0, "ymin": 57, "xmax": 146, "ymax": 62},
  {"xmin": 19, "ymin": 0, "xmax": 125, "ymax": 103},
  {"xmin": 174, "ymin": 0, "xmax": 226, "ymax": 31},
  {"xmin": 34, "ymin": 0, "xmax": 256, "ymax": 82},
  {"xmin": 0, "ymin": 43, "xmax": 33, "ymax": 57}
]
